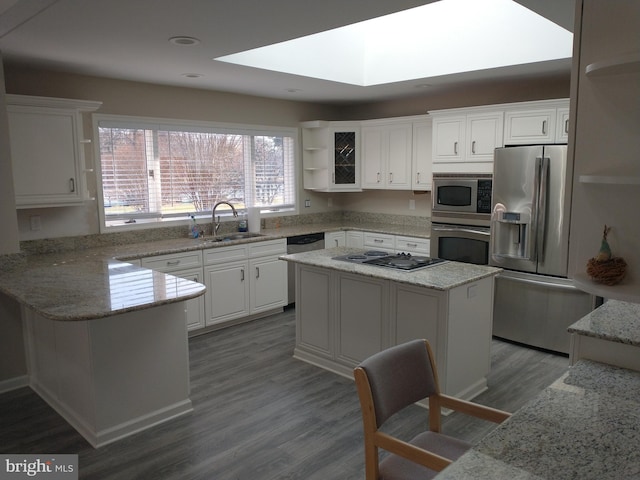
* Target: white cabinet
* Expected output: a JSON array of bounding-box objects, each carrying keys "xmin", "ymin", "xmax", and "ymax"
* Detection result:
[
  {"xmin": 301, "ymin": 121, "xmax": 361, "ymax": 192},
  {"xmin": 363, "ymin": 232, "xmax": 395, "ymax": 253},
  {"xmin": 203, "ymin": 239, "xmax": 287, "ymax": 326},
  {"xmin": 141, "ymin": 251, "xmax": 205, "ymax": 331},
  {"xmin": 412, "ymin": 119, "xmax": 433, "ymax": 190},
  {"xmin": 6, "ymin": 95, "xmax": 101, "ymax": 208},
  {"xmin": 361, "ymin": 121, "xmax": 412, "ymax": 190},
  {"xmin": 394, "ymin": 235, "xmax": 430, "ymax": 256},
  {"xmin": 503, "ymin": 100, "xmax": 570, "ymax": 145},
  {"xmin": 325, "ymin": 231, "xmax": 346, "ymax": 248},
  {"xmin": 346, "ymin": 231, "xmax": 364, "ymax": 248},
  {"xmin": 432, "ymin": 110, "xmax": 503, "ymax": 174}
]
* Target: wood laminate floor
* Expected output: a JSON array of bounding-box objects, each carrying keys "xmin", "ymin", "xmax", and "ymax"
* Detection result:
[{"xmin": 0, "ymin": 308, "xmax": 569, "ymax": 479}]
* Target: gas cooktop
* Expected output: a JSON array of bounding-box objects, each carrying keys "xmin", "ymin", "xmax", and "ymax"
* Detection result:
[{"xmin": 333, "ymin": 251, "xmax": 447, "ymax": 271}]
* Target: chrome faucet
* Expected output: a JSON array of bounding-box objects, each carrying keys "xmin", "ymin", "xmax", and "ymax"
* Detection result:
[{"xmin": 211, "ymin": 201, "xmax": 238, "ymax": 239}]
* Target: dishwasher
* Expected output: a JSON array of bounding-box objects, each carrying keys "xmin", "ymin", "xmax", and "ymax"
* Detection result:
[{"xmin": 286, "ymin": 232, "xmax": 325, "ymax": 305}]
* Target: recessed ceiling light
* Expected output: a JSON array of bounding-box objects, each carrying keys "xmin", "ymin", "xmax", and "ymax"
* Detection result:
[
  {"xmin": 285, "ymin": 88, "xmax": 301, "ymax": 93},
  {"xmin": 181, "ymin": 73, "xmax": 204, "ymax": 78},
  {"xmin": 169, "ymin": 36, "xmax": 201, "ymax": 46}
]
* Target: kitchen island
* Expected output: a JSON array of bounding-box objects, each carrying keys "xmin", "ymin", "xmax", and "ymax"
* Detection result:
[
  {"xmin": 281, "ymin": 248, "xmax": 501, "ymax": 400},
  {"xmin": 0, "ymin": 251, "xmax": 205, "ymax": 448}
]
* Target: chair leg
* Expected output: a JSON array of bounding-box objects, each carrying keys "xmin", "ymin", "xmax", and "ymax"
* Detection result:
[{"xmin": 364, "ymin": 442, "xmax": 379, "ymax": 480}]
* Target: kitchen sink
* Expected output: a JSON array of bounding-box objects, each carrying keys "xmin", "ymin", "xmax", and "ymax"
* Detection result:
[{"xmin": 200, "ymin": 232, "xmax": 266, "ymax": 243}]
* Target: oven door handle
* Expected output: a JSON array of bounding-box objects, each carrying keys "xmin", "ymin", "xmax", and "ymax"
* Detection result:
[{"xmin": 432, "ymin": 225, "xmax": 491, "ymax": 236}]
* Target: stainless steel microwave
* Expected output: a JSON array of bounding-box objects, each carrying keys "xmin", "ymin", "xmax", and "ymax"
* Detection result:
[{"xmin": 432, "ymin": 174, "xmax": 492, "ymax": 218}]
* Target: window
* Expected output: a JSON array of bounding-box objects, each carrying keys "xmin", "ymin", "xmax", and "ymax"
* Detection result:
[{"xmin": 94, "ymin": 115, "xmax": 296, "ymax": 229}]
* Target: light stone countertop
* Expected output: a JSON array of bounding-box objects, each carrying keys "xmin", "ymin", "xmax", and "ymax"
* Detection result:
[
  {"xmin": 280, "ymin": 247, "xmax": 501, "ymax": 291},
  {"xmin": 567, "ymin": 300, "xmax": 640, "ymax": 347},
  {"xmin": 0, "ymin": 221, "xmax": 431, "ymax": 321},
  {"xmin": 434, "ymin": 359, "xmax": 640, "ymax": 480}
]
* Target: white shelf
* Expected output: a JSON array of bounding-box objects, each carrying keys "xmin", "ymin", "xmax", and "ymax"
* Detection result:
[
  {"xmin": 579, "ymin": 175, "xmax": 640, "ymax": 185},
  {"xmin": 585, "ymin": 53, "xmax": 640, "ymax": 77},
  {"xmin": 572, "ymin": 273, "xmax": 639, "ymax": 303}
]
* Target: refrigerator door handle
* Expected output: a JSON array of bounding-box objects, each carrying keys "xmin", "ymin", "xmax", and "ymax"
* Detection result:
[
  {"xmin": 536, "ymin": 156, "xmax": 550, "ymax": 263},
  {"xmin": 497, "ymin": 272, "xmax": 580, "ymax": 292}
]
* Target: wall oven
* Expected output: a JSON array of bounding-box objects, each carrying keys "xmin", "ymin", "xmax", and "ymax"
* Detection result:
[{"xmin": 431, "ymin": 173, "xmax": 492, "ymax": 265}]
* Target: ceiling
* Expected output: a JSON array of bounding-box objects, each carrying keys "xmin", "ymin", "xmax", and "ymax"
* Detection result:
[{"xmin": 0, "ymin": 0, "xmax": 575, "ymax": 104}]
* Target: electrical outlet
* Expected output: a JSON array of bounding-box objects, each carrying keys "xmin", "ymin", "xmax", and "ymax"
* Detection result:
[
  {"xmin": 409, "ymin": 199, "xmax": 416, "ymax": 210},
  {"xmin": 30, "ymin": 215, "xmax": 42, "ymax": 231},
  {"xmin": 305, "ymin": 199, "xmax": 311, "ymax": 208}
]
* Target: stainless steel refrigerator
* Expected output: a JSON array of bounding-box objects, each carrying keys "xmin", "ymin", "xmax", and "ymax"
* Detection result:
[{"xmin": 490, "ymin": 145, "xmax": 595, "ymax": 354}]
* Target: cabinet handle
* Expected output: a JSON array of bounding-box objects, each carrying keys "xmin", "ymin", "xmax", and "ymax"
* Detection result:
[
  {"xmin": 389, "ymin": 172, "xmax": 393, "ymax": 183},
  {"xmin": 454, "ymin": 141, "xmax": 458, "ymax": 155},
  {"xmin": 332, "ymin": 172, "xmax": 335, "ymax": 184},
  {"xmin": 564, "ymin": 119, "xmax": 569, "ymax": 134},
  {"xmin": 407, "ymin": 243, "xmax": 418, "ymax": 247},
  {"xmin": 255, "ymin": 266, "xmax": 260, "ymax": 279},
  {"xmin": 416, "ymin": 172, "xmax": 420, "ymax": 183},
  {"xmin": 192, "ymin": 277, "xmax": 198, "ymax": 282},
  {"xmin": 471, "ymin": 140, "xmax": 476, "ymax": 154},
  {"xmin": 374, "ymin": 239, "xmax": 383, "ymax": 243},
  {"xmin": 240, "ymin": 268, "xmax": 245, "ymax": 281},
  {"xmin": 167, "ymin": 260, "xmax": 181, "ymax": 266},
  {"xmin": 542, "ymin": 120, "xmax": 547, "ymax": 135},
  {"xmin": 334, "ymin": 239, "xmax": 339, "ymax": 247},
  {"xmin": 69, "ymin": 178, "xmax": 75, "ymax": 193},
  {"xmin": 377, "ymin": 172, "xmax": 381, "ymax": 183}
]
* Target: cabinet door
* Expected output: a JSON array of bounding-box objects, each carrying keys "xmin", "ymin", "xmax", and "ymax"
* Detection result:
[
  {"xmin": 8, "ymin": 106, "xmax": 85, "ymax": 207},
  {"xmin": 390, "ymin": 283, "xmax": 441, "ymax": 349},
  {"xmin": 336, "ymin": 273, "xmax": 389, "ymax": 365},
  {"xmin": 361, "ymin": 126, "xmax": 385, "ymax": 189},
  {"xmin": 433, "ymin": 116, "xmax": 465, "ymax": 162},
  {"xmin": 466, "ymin": 112, "xmax": 503, "ymax": 161},
  {"xmin": 330, "ymin": 126, "xmax": 360, "ymax": 191},
  {"xmin": 346, "ymin": 231, "xmax": 364, "ymax": 249},
  {"xmin": 171, "ymin": 267, "xmax": 205, "ymax": 331},
  {"xmin": 250, "ymin": 255, "xmax": 287, "ymax": 313},
  {"xmin": 325, "ymin": 231, "xmax": 346, "ymax": 248},
  {"xmin": 504, "ymin": 109, "xmax": 556, "ymax": 144},
  {"xmin": 386, "ymin": 124, "xmax": 412, "ymax": 190},
  {"xmin": 204, "ymin": 261, "xmax": 249, "ymax": 325},
  {"xmin": 556, "ymin": 108, "xmax": 570, "ymax": 144},
  {"xmin": 412, "ymin": 120, "xmax": 432, "ymax": 190}
]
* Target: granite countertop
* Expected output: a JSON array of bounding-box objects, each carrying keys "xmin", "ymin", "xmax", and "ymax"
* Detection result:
[
  {"xmin": 280, "ymin": 247, "xmax": 501, "ymax": 291},
  {"xmin": 434, "ymin": 359, "xmax": 640, "ymax": 480},
  {"xmin": 0, "ymin": 221, "xmax": 431, "ymax": 322},
  {"xmin": 567, "ymin": 300, "xmax": 640, "ymax": 347}
]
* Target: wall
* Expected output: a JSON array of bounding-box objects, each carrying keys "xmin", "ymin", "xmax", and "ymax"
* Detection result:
[
  {"xmin": 3, "ymin": 66, "xmax": 342, "ymax": 240},
  {"xmin": 568, "ymin": 0, "xmax": 640, "ymax": 288},
  {"xmin": 0, "ymin": 55, "xmax": 20, "ymax": 254}
]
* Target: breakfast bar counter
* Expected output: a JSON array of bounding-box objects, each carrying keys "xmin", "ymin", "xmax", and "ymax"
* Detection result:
[{"xmin": 434, "ymin": 359, "xmax": 640, "ymax": 479}]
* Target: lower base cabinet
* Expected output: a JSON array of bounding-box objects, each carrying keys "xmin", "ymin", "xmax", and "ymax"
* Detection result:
[
  {"xmin": 204, "ymin": 239, "xmax": 287, "ymax": 327},
  {"xmin": 293, "ymin": 264, "xmax": 493, "ymax": 400}
]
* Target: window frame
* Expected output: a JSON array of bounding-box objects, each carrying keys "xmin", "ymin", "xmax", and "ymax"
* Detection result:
[{"xmin": 92, "ymin": 114, "xmax": 299, "ymax": 233}]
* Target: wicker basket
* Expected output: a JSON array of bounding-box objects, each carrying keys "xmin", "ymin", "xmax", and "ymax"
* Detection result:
[{"xmin": 586, "ymin": 257, "xmax": 627, "ymax": 286}]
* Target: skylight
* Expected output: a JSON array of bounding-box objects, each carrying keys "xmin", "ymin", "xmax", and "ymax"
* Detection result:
[{"xmin": 215, "ymin": 0, "xmax": 573, "ymax": 86}]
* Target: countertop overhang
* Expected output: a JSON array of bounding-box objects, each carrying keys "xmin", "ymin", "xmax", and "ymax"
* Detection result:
[{"xmin": 281, "ymin": 247, "xmax": 501, "ymax": 291}]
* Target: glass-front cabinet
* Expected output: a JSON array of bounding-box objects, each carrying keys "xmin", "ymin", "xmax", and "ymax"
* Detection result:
[{"xmin": 301, "ymin": 120, "xmax": 361, "ymax": 192}]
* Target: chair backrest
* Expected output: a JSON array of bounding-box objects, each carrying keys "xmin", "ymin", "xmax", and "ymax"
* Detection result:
[{"xmin": 357, "ymin": 339, "xmax": 439, "ymax": 428}]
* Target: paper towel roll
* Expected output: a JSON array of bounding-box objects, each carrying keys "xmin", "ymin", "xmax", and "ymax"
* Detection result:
[{"xmin": 248, "ymin": 207, "xmax": 260, "ymax": 233}]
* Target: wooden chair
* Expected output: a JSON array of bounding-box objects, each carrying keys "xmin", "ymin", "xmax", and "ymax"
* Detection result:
[{"xmin": 354, "ymin": 339, "xmax": 511, "ymax": 480}]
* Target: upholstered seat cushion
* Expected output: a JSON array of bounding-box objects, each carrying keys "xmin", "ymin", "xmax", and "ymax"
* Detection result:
[{"xmin": 379, "ymin": 431, "xmax": 471, "ymax": 480}]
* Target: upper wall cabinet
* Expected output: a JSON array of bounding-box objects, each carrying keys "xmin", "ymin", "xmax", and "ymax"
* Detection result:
[
  {"xmin": 361, "ymin": 120, "xmax": 413, "ymax": 190},
  {"xmin": 301, "ymin": 121, "xmax": 361, "ymax": 192},
  {"xmin": 503, "ymin": 99, "xmax": 570, "ymax": 145},
  {"xmin": 411, "ymin": 118, "xmax": 432, "ymax": 191},
  {"xmin": 431, "ymin": 110, "xmax": 503, "ymax": 174},
  {"xmin": 6, "ymin": 95, "xmax": 102, "ymax": 208}
]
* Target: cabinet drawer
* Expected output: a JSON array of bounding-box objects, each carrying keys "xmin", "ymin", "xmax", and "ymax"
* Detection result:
[
  {"xmin": 248, "ymin": 239, "xmax": 286, "ymax": 258},
  {"xmin": 203, "ymin": 245, "xmax": 248, "ymax": 265},
  {"xmin": 363, "ymin": 232, "xmax": 395, "ymax": 251},
  {"xmin": 141, "ymin": 251, "xmax": 203, "ymax": 272},
  {"xmin": 395, "ymin": 236, "xmax": 430, "ymax": 255}
]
